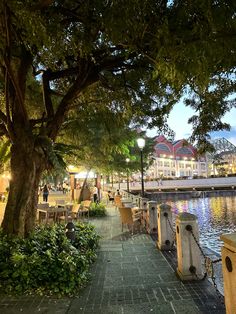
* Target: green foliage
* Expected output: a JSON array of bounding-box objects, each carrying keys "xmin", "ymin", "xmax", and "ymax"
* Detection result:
[
  {"xmin": 0, "ymin": 138, "xmax": 11, "ymax": 172},
  {"xmin": 89, "ymin": 202, "xmax": 107, "ymax": 217},
  {"xmin": 2, "ymin": 0, "xmax": 234, "ymax": 152},
  {"xmin": 0, "ymin": 223, "xmax": 99, "ymax": 296}
]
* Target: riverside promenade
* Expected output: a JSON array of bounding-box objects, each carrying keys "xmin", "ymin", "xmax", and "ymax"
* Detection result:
[
  {"xmin": 0, "ymin": 201, "xmax": 225, "ymax": 313},
  {"xmin": 117, "ymin": 176, "xmax": 236, "ymax": 191}
]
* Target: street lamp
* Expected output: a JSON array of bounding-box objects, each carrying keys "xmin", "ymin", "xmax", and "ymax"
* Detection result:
[
  {"xmin": 137, "ymin": 138, "xmax": 145, "ymax": 197},
  {"xmin": 125, "ymin": 158, "xmax": 130, "ymax": 192}
]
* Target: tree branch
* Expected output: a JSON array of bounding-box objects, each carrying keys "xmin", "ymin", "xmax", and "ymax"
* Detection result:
[
  {"xmin": 0, "ymin": 123, "xmax": 10, "ymax": 139},
  {"xmin": 47, "ymin": 63, "xmax": 100, "ymax": 140},
  {"xmin": 42, "ymin": 70, "xmax": 54, "ymax": 117},
  {"xmin": 0, "ymin": 108, "xmax": 7, "ymax": 125},
  {"xmin": 31, "ymin": 0, "xmax": 54, "ymax": 11},
  {"xmin": 47, "ymin": 66, "xmax": 79, "ymax": 80},
  {"xmin": 29, "ymin": 117, "xmax": 50, "ymax": 126}
]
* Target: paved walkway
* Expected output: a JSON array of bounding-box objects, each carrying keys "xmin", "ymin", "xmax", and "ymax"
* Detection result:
[{"xmin": 0, "ymin": 205, "xmax": 225, "ymax": 313}]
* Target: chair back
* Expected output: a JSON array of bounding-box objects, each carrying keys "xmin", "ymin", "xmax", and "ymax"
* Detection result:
[
  {"xmin": 37, "ymin": 203, "xmax": 49, "ymax": 209},
  {"xmin": 56, "ymin": 199, "xmax": 66, "ymax": 205},
  {"xmin": 119, "ymin": 207, "xmax": 133, "ymax": 225},
  {"xmin": 122, "ymin": 201, "xmax": 133, "ymax": 208},
  {"xmin": 115, "ymin": 195, "xmax": 122, "ymax": 207},
  {"xmin": 72, "ymin": 204, "xmax": 80, "ymax": 213}
]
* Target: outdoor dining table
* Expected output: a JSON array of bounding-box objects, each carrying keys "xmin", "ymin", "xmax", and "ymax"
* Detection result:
[{"xmin": 37, "ymin": 206, "xmax": 69, "ymax": 223}]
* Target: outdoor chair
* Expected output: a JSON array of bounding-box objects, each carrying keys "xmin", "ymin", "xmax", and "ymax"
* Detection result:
[
  {"xmin": 37, "ymin": 203, "xmax": 50, "ymax": 222},
  {"xmin": 59, "ymin": 203, "xmax": 80, "ymax": 222},
  {"xmin": 55, "ymin": 199, "xmax": 66, "ymax": 207},
  {"xmin": 37, "ymin": 203, "xmax": 50, "ymax": 209},
  {"xmin": 118, "ymin": 207, "xmax": 141, "ymax": 234},
  {"xmin": 114, "ymin": 195, "xmax": 122, "ymax": 208},
  {"xmin": 78, "ymin": 200, "xmax": 91, "ymax": 219}
]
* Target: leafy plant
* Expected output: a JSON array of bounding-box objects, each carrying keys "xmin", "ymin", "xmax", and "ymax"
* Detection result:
[
  {"xmin": 89, "ymin": 202, "xmax": 107, "ymax": 217},
  {"xmin": 0, "ymin": 223, "xmax": 99, "ymax": 296}
]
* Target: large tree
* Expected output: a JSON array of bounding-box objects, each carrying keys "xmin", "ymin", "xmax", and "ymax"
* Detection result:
[{"xmin": 0, "ymin": 0, "xmax": 236, "ymax": 236}]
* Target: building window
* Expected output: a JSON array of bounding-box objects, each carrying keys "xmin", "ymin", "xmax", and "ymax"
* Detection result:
[
  {"xmin": 176, "ymin": 147, "xmax": 193, "ymax": 155},
  {"xmin": 156, "ymin": 143, "xmax": 171, "ymax": 152}
]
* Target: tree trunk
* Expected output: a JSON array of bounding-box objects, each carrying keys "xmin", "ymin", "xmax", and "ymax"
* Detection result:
[
  {"xmin": 1, "ymin": 142, "xmax": 44, "ymax": 237},
  {"xmin": 78, "ymin": 169, "xmax": 91, "ymax": 203}
]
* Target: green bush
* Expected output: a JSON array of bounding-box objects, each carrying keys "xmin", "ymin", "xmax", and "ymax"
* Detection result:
[
  {"xmin": 89, "ymin": 202, "xmax": 107, "ymax": 217},
  {"xmin": 0, "ymin": 222, "xmax": 99, "ymax": 296}
]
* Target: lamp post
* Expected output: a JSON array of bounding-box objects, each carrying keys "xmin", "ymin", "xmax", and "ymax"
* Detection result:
[
  {"xmin": 137, "ymin": 138, "xmax": 145, "ymax": 197},
  {"xmin": 126, "ymin": 158, "xmax": 130, "ymax": 192}
]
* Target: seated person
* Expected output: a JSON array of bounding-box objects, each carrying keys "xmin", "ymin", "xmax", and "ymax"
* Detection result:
[
  {"xmin": 108, "ymin": 191, "xmax": 114, "ymax": 202},
  {"xmin": 116, "ymin": 189, "xmax": 121, "ymax": 196}
]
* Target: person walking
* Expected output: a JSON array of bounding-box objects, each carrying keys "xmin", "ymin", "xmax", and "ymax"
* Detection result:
[
  {"xmin": 62, "ymin": 182, "xmax": 67, "ymax": 194},
  {"xmin": 93, "ymin": 185, "xmax": 98, "ymax": 203},
  {"xmin": 42, "ymin": 184, "xmax": 49, "ymax": 202}
]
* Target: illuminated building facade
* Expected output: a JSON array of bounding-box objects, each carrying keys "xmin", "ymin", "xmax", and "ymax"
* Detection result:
[
  {"xmin": 147, "ymin": 135, "xmax": 207, "ymax": 179},
  {"xmin": 208, "ymin": 138, "xmax": 236, "ymax": 176}
]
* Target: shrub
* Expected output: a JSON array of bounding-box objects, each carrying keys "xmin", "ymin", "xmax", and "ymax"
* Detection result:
[
  {"xmin": 0, "ymin": 222, "xmax": 99, "ymax": 296},
  {"xmin": 89, "ymin": 202, "xmax": 107, "ymax": 217}
]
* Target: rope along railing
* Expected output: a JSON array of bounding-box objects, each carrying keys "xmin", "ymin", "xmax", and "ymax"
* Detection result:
[
  {"xmin": 164, "ymin": 212, "xmax": 176, "ymax": 249},
  {"xmin": 186, "ymin": 225, "xmax": 223, "ymax": 302},
  {"xmin": 163, "ymin": 214, "xmax": 223, "ymax": 301}
]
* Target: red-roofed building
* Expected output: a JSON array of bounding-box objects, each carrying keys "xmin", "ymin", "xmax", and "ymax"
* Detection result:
[{"xmin": 147, "ymin": 135, "xmax": 207, "ymax": 178}]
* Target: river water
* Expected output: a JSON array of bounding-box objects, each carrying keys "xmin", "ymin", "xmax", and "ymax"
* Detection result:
[{"xmin": 168, "ymin": 195, "xmax": 236, "ymax": 256}]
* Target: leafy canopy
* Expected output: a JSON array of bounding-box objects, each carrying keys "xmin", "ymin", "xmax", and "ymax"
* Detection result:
[{"xmin": 0, "ymin": 0, "xmax": 235, "ymax": 155}]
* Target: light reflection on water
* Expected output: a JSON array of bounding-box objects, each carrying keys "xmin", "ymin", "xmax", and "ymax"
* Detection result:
[{"xmin": 168, "ymin": 196, "xmax": 236, "ymax": 255}]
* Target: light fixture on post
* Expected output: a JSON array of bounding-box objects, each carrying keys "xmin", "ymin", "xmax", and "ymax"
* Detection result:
[
  {"xmin": 137, "ymin": 138, "xmax": 145, "ymax": 197},
  {"xmin": 125, "ymin": 158, "xmax": 130, "ymax": 192}
]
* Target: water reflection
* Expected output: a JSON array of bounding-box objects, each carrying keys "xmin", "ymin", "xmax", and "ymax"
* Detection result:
[{"xmin": 168, "ymin": 196, "xmax": 236, "ymax": 255}]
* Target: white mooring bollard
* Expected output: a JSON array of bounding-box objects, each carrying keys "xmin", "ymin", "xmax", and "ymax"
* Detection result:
[
  {"xmin": 139, "ymin": 197, "xmax": 149, "ymax": 228},
  {"xmin": 220, "ymin": 233, "xmax": 236, "ymax": 314},
  {"xmin": 139, "ymin": 197, "xmax": 149, "ymax": 210},
  {"xmin": 122, "ymin": 191, "xmax": 128, "ymax": 198},
  {"xmin": 146, "ymin": 201, "xmax": 157, "ymax": 234},
  {"xmin": 157, "ymin": 204, "xmax": 174, "ymax": 250},
  {"xmin": 176, "ymin": 212, "xmax": 203, "ymax": 280}
]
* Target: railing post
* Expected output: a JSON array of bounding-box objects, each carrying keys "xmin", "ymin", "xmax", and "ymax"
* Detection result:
[
  {"xmin": 133, "ymin": 196, "xmax": 139, "ymax": 206},
  {"xmin": 147, "ymin": 201, "xmax": 157, "ymax": 234},
  {"xmin": 157, "ymin": 204, "xmax": 174, "ymax": 250},
  {"xmin": 138, "ymin": 197, "xmax": 149, "ymax": 210},
  {"xmin": 123, "ymin": 191, "xmax": 128, "ymax": 198},
  {"xmin": 220, "ymin": 233, "xmax": 236, "ymax": 314},
  {"xmin": 176, "ymin": 212, "xmax": 203, "ymax": 280},
  {"xmin": 139, "ymin": 197, "xmax": 149, "ymax": 228}
]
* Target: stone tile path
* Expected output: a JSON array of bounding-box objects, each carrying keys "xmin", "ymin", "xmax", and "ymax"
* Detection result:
[{"xmin": 0, "ymin": 205, "xmax": 226, "ymax": 313}]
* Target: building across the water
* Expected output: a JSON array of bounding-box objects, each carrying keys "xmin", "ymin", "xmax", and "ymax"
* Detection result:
[
  {"xmin": 146, "ymin": 136, "xmax": 236, "ymax": 179},
  {"xmin": 208, "ymin": 137, "xmax": 236, "ymax": 176},
  {"xmin": 147, "ymin": 135, "xmax": 207, "ymax": 179}
]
